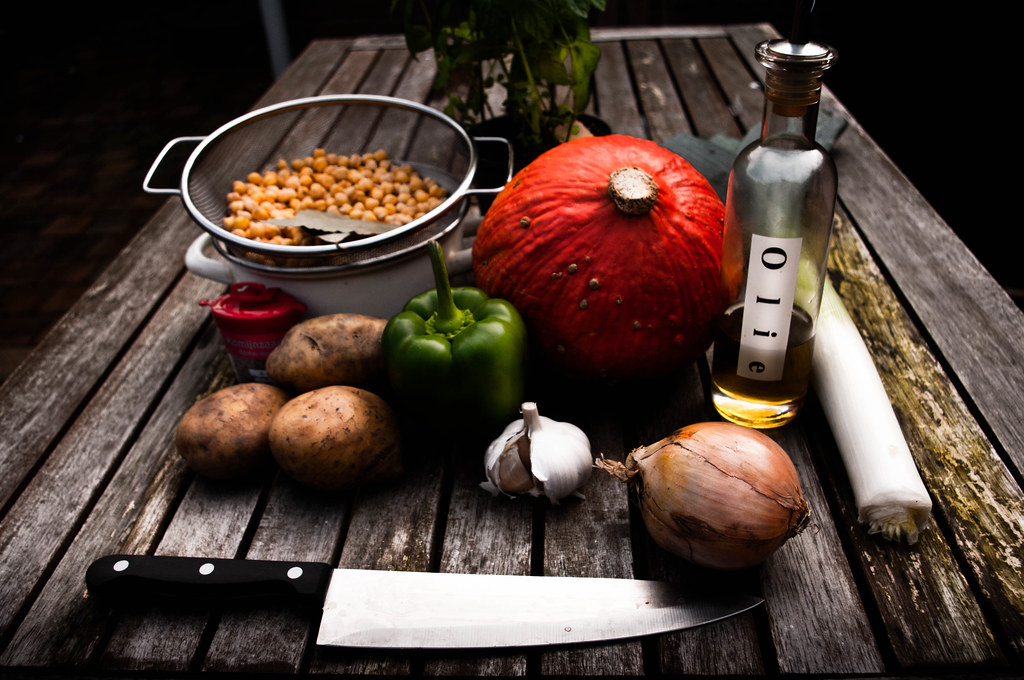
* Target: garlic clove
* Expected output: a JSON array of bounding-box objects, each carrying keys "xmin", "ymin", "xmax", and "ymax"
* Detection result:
[
  {"xmin": 529, "ymin": 428, "xmax": 593, "ymax": 502},
  {"xmin": 493, "ymin": 433, "xmax": 534, "ymax": 494}
]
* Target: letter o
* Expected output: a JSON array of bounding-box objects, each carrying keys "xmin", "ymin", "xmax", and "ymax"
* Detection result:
[{"xmin": 761, "ymin": 246, "xmax": 788, "ymax": 271}]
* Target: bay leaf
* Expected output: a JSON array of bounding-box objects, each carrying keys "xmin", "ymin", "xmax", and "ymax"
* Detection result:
[{"xmin": 266, "ymin": 210, "xmax": 396, "ymax": 242}]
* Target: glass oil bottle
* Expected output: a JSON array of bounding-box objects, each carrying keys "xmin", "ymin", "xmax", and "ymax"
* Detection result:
[{"xmin": 711, "ymin": 38, "xmax": 838, "ymax": 428}]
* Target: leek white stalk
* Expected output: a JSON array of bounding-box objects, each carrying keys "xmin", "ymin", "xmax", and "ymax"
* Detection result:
[
  {"xmin": 812, "ymin": 280, "xmax": 932, "ymax": 543},
  {"xmin": 481, "ymin": 402, "xmax": 592, "ymax": 503}
]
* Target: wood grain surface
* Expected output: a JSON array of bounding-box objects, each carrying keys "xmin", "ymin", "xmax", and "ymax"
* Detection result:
[{"xmin": 0, "ymin": 25, "xmax": 1021, "ymax": 678}]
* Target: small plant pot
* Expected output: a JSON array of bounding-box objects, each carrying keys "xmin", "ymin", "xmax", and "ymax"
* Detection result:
[{"xmin": 471, "ymin": 114, "xmax": 611, "ymax": 213}]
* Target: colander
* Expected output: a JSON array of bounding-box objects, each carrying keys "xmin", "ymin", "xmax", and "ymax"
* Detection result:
[{"xmin": 145, "ymin": 95, "xmax": 510, "ymax": 317}]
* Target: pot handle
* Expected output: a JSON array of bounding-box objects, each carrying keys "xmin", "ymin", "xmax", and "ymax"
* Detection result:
[
  {"xmin": 465, "ymin": 136, "xmax": 514, "ymax": 196},
  {"xmin": 185, "ymin": 234, "xmax": 234, "ymax": 284},
  {"xmin": 143, "ymin": 136, "xmax": 204, "ymax": 195},
  {"xmin": 446, "ymin": 244, "xmax": 474, "ymax": 276}
]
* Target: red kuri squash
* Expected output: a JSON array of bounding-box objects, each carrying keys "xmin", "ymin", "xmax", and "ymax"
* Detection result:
[{"xmin": 472, "ymin": 134, "xmax": 730, "ymax": 380}]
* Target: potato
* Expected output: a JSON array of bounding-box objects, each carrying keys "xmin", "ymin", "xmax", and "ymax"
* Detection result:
[
  {"xmin": 265, "ymin": 313, "xmax": 387, "ymax": 394},
  {"xmin": 269, "ymin": 385, "xmax": 403, "ymax": 491},
  {"xmin": 175, "ymin": 382, "xmax": 290, "ymax": 479}
]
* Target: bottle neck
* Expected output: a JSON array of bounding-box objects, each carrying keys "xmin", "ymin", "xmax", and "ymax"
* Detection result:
[
  {"xmin": 761, "ymin": 97, "xmax": 820, "ymax": 143},
  {"xmin": 754, "ymin": 39, "xmax": 835, "ymax": 145}
]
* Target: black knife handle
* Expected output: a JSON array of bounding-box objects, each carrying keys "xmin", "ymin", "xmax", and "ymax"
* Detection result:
[{"xmin": 86, "ymin": 554, "xmax": 333, "ymax": 605}]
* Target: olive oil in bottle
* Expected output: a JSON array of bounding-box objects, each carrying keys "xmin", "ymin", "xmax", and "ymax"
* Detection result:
[{"xmin": 710, "ymin": 38, "xmax": 837, "ymax": 429}]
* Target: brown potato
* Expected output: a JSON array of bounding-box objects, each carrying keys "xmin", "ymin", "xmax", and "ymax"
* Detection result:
[
  {"xmin": 175, "ymin": 382, "xmax": 290, "ymax": 479},
  {"xmin": 269, "ymin": 385, "xmax": 403, "ymax": 491},
  {"xmin": 265, "ymin": 313, "xmax": 387, "ymax": 393}
]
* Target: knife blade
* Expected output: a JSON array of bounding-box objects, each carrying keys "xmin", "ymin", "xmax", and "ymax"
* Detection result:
[{"xmin": 85, "ymin": 554, "xmax": 762, "ymax": 649}]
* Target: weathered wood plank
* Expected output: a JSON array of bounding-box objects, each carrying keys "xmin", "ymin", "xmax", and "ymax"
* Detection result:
[
  {"xmin": 699, "ymin": 36, "xmax": 763, "ymax": 134},
  {"xmin": 0, "ymin": 326, "xmax": 228, "ymax": 668},
  {"xmin": 591, "ymin": 26, "xmax": 730, "ymax": 42},
  {"xmin": 200, "ymin": 476, "xmax": 351, "ymax": 674},
  {"xmin": 308, "ymin": 455, "xmax": 446, "ymax": 676},
  {"xmin": 726, "ymin": 24, "xmax": 779, "ymax": 75},
  {"xmin": 0, "ymin": 268, "xmax": 223, "ymax": 646},
  {"xmin": 830, "ymin": 115, "xmax": 1024, "ymax": 481},
  {"xmin": 626, "ymin": 40, "xmax": 690, "ymax": 143},
  {"xmin": 593, "ymin": 41, "xmax": 647, "ymax": 139},
  {"xmin": 540, "ymin": 415, "xmax": 645, "ymax": 676},
  {"xmin": 274, "ymin": 39, "xmax": 356, "ymax": 104},
  {"xmin": 98, "ymin": 471, "xmax": 268, "ymax": 672},
  {"xmin": 662, "ymin": 38, "xmax": 742, "ymax": 139},
  {"xmin": 0, "ymin": 37, "xmax": 353, "ymax": 669},
  {"xmin": 421, "ymin": 455, "xmax": 533, "ymax": 677},
  {"xmin": 760, "ymin": 424, "xmax": 885, "ymax": 674},
  {"xmin": 0, "ymin": 200, "xmax": 191, "ymax": 510},
  {"xmin": 813, "ymin": 209, "xmax": 1018, "ymax": 665},
  {"xmin": 3, "ymin": 25, "xmax": 1023, "ymax": 680}
]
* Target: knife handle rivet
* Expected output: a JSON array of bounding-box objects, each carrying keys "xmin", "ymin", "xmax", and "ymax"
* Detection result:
[
  {"xmin": 199, "ymin": 562, "xmax": 215, "ymax": 576},
  {"xmin": 287, "ymin": 566, "xmax": 303, "ymax": 580},
  {"xmin": 113, "ymin": 559, "xmax": 129, "ymax": 572}
]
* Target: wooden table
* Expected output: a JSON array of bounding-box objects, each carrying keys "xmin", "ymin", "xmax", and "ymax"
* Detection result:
[{"xmin": 2, "ymin": 24, "xmax": 1022, "ymax": 678}]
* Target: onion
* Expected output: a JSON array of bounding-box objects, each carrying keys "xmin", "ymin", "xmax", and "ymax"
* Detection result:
[{"xmin": 597, "ymin": 422, "xmax": 810, "ymax": 570}]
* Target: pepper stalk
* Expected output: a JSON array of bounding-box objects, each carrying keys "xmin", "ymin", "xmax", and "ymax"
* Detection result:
[{"xmin": 426, "ymin": 240, "xmax": 473, "ymax": 337}]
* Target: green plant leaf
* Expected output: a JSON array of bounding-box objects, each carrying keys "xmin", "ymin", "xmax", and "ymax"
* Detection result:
[{"xmin": 392, "ymin": 0, "xmax": 603, "ymax": 144}]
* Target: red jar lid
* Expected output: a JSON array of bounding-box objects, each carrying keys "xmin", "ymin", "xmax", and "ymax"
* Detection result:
[{"xmin": 199, "ymin": 283, "xmax": 306, "ymax": 335}]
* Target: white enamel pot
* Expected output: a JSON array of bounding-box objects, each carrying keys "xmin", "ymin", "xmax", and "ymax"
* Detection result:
[
  {"xmin": 182, "ymin": 219, "xmax": 477, "ymax": 319},
  {"xmin": 145, "ymin": 95, "xmax": 510, "ymax": 319}
]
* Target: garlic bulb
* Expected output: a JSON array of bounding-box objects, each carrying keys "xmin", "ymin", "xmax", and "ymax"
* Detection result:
[{"xmin": 481, "ymin": 402, "xmax": 592, "ymax": 503}]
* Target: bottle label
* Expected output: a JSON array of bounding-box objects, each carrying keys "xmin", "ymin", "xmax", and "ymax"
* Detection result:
[{"xmin": 737, "ymin": 234, "xmax": 802, "ymax": 381}]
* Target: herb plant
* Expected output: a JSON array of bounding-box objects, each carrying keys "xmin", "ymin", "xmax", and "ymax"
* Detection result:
[{"xmin": 393, "ymin": 0, "xmax": 606, "ymax": 153}]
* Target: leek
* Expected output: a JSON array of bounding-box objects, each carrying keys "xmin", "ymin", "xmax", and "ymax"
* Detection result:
[{"xmin": 812, "ymin": 280, "xmax": 932, "ymax": 543}]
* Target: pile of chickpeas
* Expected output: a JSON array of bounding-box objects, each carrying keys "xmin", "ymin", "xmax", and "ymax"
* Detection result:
[{"xmin": 223, "ymin": 148, "xmax": 449, "ymax": 246}]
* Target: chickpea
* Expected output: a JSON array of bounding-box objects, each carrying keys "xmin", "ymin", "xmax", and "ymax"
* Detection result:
[{"xmin": 226, "ymin": 148, "xmax": 448, "ymax": 245}]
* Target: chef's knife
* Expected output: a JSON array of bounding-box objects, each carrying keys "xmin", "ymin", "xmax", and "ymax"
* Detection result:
[{"xmin": 86, "ymin": 554, "xmax": 762, "ymax": 649}]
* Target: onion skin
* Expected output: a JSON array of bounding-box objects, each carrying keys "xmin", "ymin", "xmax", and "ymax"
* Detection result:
[{"xmin": 600, "ymin": 422, "xmax": 810, "ymax": 570}]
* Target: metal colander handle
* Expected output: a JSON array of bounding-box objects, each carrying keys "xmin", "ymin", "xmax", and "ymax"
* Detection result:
[{"xmin": 143, "ymin": 137, "xmax": 204, "ymax": 195}]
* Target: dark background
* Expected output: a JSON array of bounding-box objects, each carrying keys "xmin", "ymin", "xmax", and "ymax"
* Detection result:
[{"xmin": 0, "ymin": 1, "xmax": 1012, "ymax": 381}]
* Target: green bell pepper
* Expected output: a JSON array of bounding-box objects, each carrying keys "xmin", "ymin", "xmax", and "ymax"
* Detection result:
[{"xmin": 382, "ymin": 240, "xmax": 528, "ymax": 431}]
